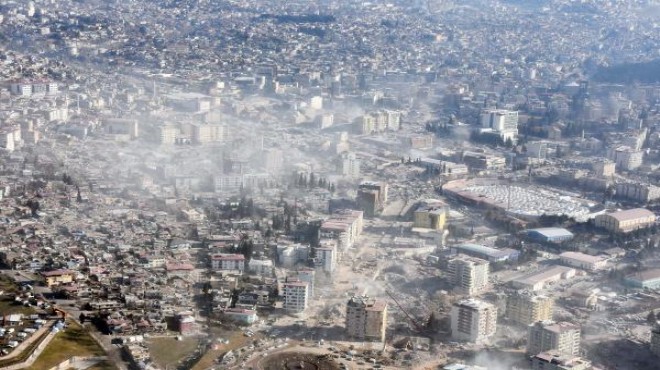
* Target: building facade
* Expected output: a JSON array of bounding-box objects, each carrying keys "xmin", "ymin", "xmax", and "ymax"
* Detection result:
[
  {"xmin": 211, "ymin": 254, "xmax": 246, "ymax": 272},
  {"xmin": 506, "ymin": 291, "xmax": 554, "ymax": 326},
  {"xmin": 527, "ymin": 321, "xmax": 581, "ymax": 356},
  {"xmin": 345, "ymin": 296, "xmax": 388, "ymax": 342},
  {"xmin": 282, "ymin": 281, "xmax": 309, "ymax": 313},
  {"xmin": 450, "ymin": 299, "xmax": 498, "ymax": 344},
  {"xmin": 595, "ymin": 208, "xmax": 656, "ymax": 233},
  {"xmin": 447, "ymin": 255, "xmax": 490, "ymax": 296}
]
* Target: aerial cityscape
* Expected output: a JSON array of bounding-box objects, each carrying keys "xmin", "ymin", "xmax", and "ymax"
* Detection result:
[{"xmin": 0, "ymin": 0, "xmax": 659, "ymax": 369}]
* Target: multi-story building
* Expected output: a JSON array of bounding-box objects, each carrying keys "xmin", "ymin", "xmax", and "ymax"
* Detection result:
[
  {"xmin": 592, "ymin": 160, "xmax": 616, "ymax": 177},
  {"xmin": 42, "ymin": 269, "xmax": 76, "ymax": 287},
  {"xmin": 594, "ymin": 208, "xmax": 656, "ymax": 233},
  {"xmin": 480, "ymin": 109, "xmax": 519, "ymax": 142},
  {"xmin": 527, "ymin": 321, "xmax": 581, "ymax": 356},
  {"xmin": 191, "ymin": 123, "xmax": 224, "ymax": 143},
  {"xmin": 346, "ymin": 296, "xmax": 388, "ymax": 342},
  {"xmin": 615, "ymin": 183, "xmax": 660, "ymax": 203},
  {"xmin": 247, "ymin": 259, "xmax": 273, "ymax": 275},
  {"xmin": 450, "ymin": 299, "xmax": 498, "ymax": 344},
  {"xmin": 413, "ymin": 200, "xmax": 448, "ymax": 230},
  {"xmin": 447, "ymin": 255, "xmax": 490, "ymax": 296},
  {"xmin": 337, "ymin": 152, "xmax": 361, "ymax": 178},
  {"xmin": 103, "ymin": 118, "xmax": 139, "ymax": 140},
  {"xmin": 462, "ymin": 152, "xmax": 507, "ymax": 171},
  {"xmin": 282, "ymin": 281, "xmax": 309, "ymax": 313},
  {"xmin": 357, "ymin": 181, "xmax": 388, "ymax": 217},
  {"xmin": 506, "ymin": 291, "xmax": 554, "ymax": 326},
  {"xmin": 158, "ymin": 125, "xmax": 179, "ymax": 144},
  {"xmin": 315, "ymin": 240, "xmax": 337, "ymax": 273},
  {"xmin": 211, "ymin": 254, "xmax": 245, "ymax": 272},
  {"xmin": 531, "ymin": 351, "xmax": 592, "ymax": 370},
  {"xmin": 607, "ymin": 146, "xmax": 644, "ymax": 171}
]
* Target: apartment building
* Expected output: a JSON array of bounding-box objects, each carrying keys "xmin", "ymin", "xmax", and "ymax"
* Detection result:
[
  {"xmin": 506, "ymin": 291, "xmax": 554, "ymax": 326},
  {"xmin": 450, "ymin": 299, "xmax": 498, "ymax": 344},
  {"xmin": 527, "ymin": 321, "xmax": 581, "ymax": 356},
  {"xmin": 211, "ymin": 254, "xmax": 245, "ymax": 272},
  {"xmin": 346, "ymin": 296, "xmax": 388, "ymax": 342},
  {"xmin": 282, "ymin": 281, "xmax": 309, "ymax": 313},
  {"xmin": 447, "ymin": 255, "xmax": 490, "ymax": 296}
]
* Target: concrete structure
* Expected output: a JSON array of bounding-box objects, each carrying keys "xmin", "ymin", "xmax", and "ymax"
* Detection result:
[
  {"xmin": 615, "ymin": 183, "xmax": 660, "ymax": 203},
  {"xmin": 211, "ymin": 254, "xmax": 245, "ymax": 272},
  {"xmin": 337, "ymin": 151, "xmax": 361, "ymax": 178},
  {"xmin": 345, "ymin": 296, "xmax": 388, "ymax": 342},
  {"xmin": 447, "ymin": 255, "xmax": 490, "ymax": 296},
  {"xmin": 247, "ymin": 258, "xmax": 273, "ymax": 275},
  {"xmin": 103, "ymin": 118, "xmax": 139, "ymax": 140},
  {"xmin": 506, "ymin": 291, "xmax": 554, "ymax": 326},
  {"xmin": 463, "ymin": 152, "xmax": 507, "ymax": 171},
  {"xmin": 282, "ymin": 281, "xmax": 309, "ymax": 313},
  {"xmin": 592, "ymin": 160, "xmax": 615, "ymax": 177},
  {"xmin": 157, "ymin": 125, "xmax": 178, "ymax": 144},
  {"xmin": 357, "ymin": 181, "xmax": 388, "ymax": 217},
  {"xmin": 559, "ymin": 252, "xmax": 607, "ymax": 271},
  {"xmin": 531, "ymin": 351, "xmax": 592, "ymax": 370},
  {"xmin": 315, "ymin": 240, "xmax": 337, "ymax": 273},
  {"xmin": 450, "ymin": 299, "xmax": 498, "ymax": 344},
  {"xmin": 191, "ymin": 123, "xmax": 224, "ymax": 143},
  {"xmin": 595, "ymin": 208, "xmax": 656, "ymax": 233},
  {"xmin": 480, "ymin": 109, "xmax": 519, "ymax": 141},
  {"xmin": 511, "ymin": 266, "xmax": 576, "ymax": 291},
  {"xmin": 450, "ymin": 243, "xmax": 519, "ymax": 263},
  {"xmin": 413, "ymin": 200, "xmax": 448, "ymax": 230},
  {"xmin": 223, "ymin": 308, "xmax": 257, "ymax": 325},
  {"xmin": 320, "ymin": 209, "xmax": 364, "ymax": 251},
  {"xmin": 607, "ymin": 146, "xmax": 644, "ymax": 171},
  {"xmin": 526, "ymin": 228, "xmax": 574, "ymax": 243},
  {"xmin": 624, "ymin": 269, "xmax": 660, "ymax": 290},
  {"xmin": 42, "ymin": 270, "xmax": 75, "ymax": 287},
  {"xmin": 527, "ymin": 321, "xmax": 581, "ymax": 356}
]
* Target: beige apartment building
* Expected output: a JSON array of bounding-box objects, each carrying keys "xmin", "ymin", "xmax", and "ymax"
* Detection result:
[
  {"xmin": 345, "ymin": 296, "xmax": 388, "ymax": 342},
  {"xmin": 527, "ymin": 321, "xmax": 581, "ymax": 356},
  {"xmin": 506, "ymin": 291, "xmax": 554, "ymax": 326}
]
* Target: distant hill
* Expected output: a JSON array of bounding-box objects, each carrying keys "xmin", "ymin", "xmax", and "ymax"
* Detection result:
[{"xmin": 592, "ymin": 59, "xmax": 660, "ymax": 84}]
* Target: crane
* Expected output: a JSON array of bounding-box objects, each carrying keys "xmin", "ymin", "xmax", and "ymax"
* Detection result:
[{"xmin": 385, "ymin": 290, "xmax": 427, "ymax": 333}]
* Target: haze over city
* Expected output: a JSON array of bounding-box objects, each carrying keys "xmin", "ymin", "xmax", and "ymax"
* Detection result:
[{"xmin": 0, "ymin": 1, "xmax": 659, "ymax": 370}]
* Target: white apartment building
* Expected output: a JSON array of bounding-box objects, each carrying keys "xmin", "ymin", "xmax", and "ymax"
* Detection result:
[
  {"xmin": 211, "ymin": 254, "xmax": 245, "ymax": 272},
  {"xmin": 527, "ymin": 320, "xmax": 581, "ymax": 356},
  {"xmin": 450, "ymin": 299, "xmax": 498, "ymax": 344},
  {"xmin": 448, "ymin": 255, "xmax": 490, "ymax": 296},
  {"xmin": 337, "ymin": 151, "xmax": 361, "ymax": 178},
  {"xmin": 315, "ymin": 240, "xmax": 337, "ymax": 273},
  {"xmin": 247, "ymin": 259, "xmax": 273, "ymax": 275},
  {"xmin": 158, "ymin": 125, "xmax": 179, "ymax": 145},
  {"xmin": 480, "ymin": 109, "xmax": 519, "ymax": 141}
]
